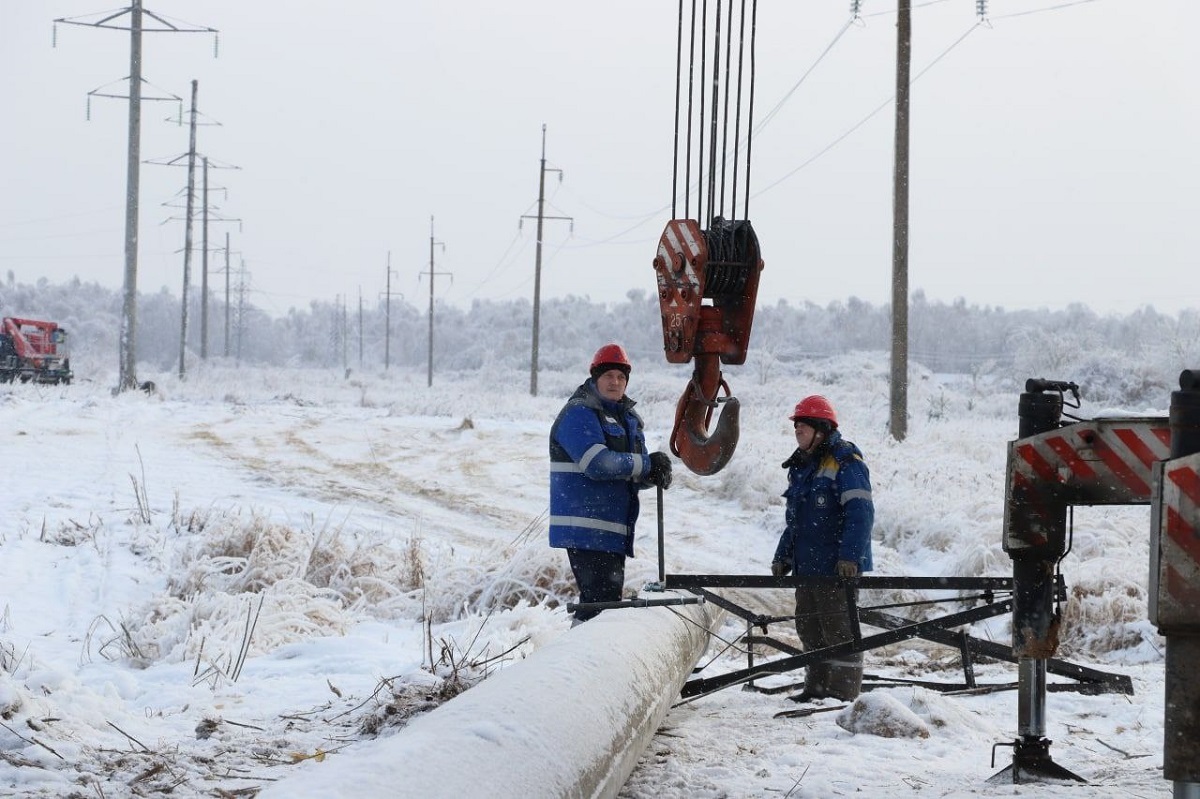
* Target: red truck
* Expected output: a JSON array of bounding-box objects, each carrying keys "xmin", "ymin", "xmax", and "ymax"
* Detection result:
[{"xmin": 0, "ymin": 317, "xmax": 73, "ymax": 385}]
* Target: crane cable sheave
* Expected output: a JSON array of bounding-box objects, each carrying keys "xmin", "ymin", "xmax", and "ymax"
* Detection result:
[{"xmin": 653, "ymin": 218, "xmax": 764, "ymax": 476}]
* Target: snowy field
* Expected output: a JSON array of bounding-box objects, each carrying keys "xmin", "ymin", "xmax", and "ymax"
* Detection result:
[{"xmin": 0, "ymin": 354, "xmax": 1174, "ymax": 797}]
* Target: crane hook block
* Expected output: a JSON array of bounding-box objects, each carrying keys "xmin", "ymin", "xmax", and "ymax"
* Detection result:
[{"xmin": 653, "ymin": 218, "xmax": 764, "ymax": 475}]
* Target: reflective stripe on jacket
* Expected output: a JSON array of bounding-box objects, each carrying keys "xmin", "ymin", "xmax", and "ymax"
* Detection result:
[{"xmin": 549, "ymin": 380, "xmax": 650, "ymax": 556}]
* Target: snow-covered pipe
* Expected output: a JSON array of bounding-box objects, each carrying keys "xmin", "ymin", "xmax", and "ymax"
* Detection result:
[{"xmin": 260, "ymin": 594, "xmax": 720, "ymax": 799}]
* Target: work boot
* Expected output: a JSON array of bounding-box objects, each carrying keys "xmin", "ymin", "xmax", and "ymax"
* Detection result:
[
  {"xmin": 826, "ymin": 656, "xmax": 864, "ymax": 701},
  {"xmin": 802, "ymin": 662, "xmax": 832, "ymax": 696},
  {"xmin": 787, "ymin": 689, "xmax": 828, "ymax": 703}
]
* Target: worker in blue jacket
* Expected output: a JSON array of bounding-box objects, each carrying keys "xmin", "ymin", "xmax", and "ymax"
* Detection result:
[
  {"xmin": 771, "ymin": 394, "xmax": 874, "ymax": 702},
  {"xmin": 549, "ymin": 344, "xmax": 673, "ymax": 624}
]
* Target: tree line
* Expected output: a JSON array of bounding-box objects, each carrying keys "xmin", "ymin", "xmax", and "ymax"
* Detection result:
[{"xmin": 3, "ymin": 273, "xmax": 1198, "ymax": 405}]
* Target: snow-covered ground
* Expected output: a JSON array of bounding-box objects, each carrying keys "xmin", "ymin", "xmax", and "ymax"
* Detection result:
[{"xmin": 0, "ymin": 355, "xmax": 1174, "ymax": 797}]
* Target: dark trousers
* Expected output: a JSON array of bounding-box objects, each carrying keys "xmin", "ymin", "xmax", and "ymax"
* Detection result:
[
  {"xmin": 566, "ymin": 548, "xmax": 626, "ymax": 622},
  {"xmin": 795, "ymin": 583, "xmax": 863, "ymax": 700}
]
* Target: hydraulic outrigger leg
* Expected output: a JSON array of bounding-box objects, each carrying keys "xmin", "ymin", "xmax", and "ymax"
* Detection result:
[{"xmin": 992, "ymin": 379, "xmax": 1088, "ymax": 784}]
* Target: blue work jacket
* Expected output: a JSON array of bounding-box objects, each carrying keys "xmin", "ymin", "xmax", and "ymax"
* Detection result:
[
  {"xmin": 773, "ymin": 431, "xmax": 875, "ymax": 576},
  {"xmin": 549, "ymin": 380, "xmax": 652, "ymax": 557}
]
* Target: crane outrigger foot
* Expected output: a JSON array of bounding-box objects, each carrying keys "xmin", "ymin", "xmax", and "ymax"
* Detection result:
[{"xmin": 988, "ymin": 737, "xmax": 1086, "ymax": 784}]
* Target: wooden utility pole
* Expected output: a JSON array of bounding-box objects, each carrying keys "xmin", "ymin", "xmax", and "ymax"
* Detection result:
[
  {"xmin": 421, "ymin": 216, "xmax": 449, "ymax": 387},
  {"xmin": 520, "ymin": 124, "xmax": 572, "ymax": 397},
  {"xmin": 889, "ymin": 0, "xmax": 912, "ymax": 442}
]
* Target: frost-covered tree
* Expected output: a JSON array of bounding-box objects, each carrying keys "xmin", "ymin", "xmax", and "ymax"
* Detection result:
[{"xmin": 5, "ymin": 276, "xmax": 1198, "ymax": 406}]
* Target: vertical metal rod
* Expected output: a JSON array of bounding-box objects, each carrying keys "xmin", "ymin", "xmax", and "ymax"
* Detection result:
[
  {"xmin": 1017, "ymin": 658, "xmax": 1046, "ymax": 738},
  {"xmin": 657, "ymin": 485, "xmax": 666, "ymax": 585},
  {"xmin": 745, "ymin": 618, "xmax": 756, "ymax": 690}
]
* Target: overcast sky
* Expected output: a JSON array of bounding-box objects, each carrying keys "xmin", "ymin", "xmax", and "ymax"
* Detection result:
[{"xmin": 2, "ymin": 0, "xmax": 1197, "ymax": 319}]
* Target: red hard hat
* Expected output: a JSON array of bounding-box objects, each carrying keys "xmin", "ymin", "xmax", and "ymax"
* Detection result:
[
  {"xmin": 590, "ymin": 343, "xmax": 632, "ymax": 377},
  {"xmin": 789, "ymin": 395, "xmax": 838, "ymax": 428}
]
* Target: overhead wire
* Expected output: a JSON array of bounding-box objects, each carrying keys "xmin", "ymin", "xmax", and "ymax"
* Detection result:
[
  {"xmin": 992, "ymin": 0, "xmax": 1098, "ymax": 20},
  {"xmin": 455, "ymin": 229, "xmax": 529, "ymax": 303},
  {"xmin": 749, "ymin": 19, "xmax": 855, "ymax": 142},
  {"xmin": 749, "ymin": 0, "xmax": 1102, "ymax": 197},
  {"xmin": 0, "ymin": 207, "xmax": 123, "ymax": 230},
  {"xmin": 751, "ymin": 20, "xmax": 984, "ymax": 200},
  {"xmin": 453, "ymin": 0, "xmax": 1095, "ymax": 307}
]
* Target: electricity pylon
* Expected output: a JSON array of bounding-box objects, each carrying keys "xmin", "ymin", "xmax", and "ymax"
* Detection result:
[{"xmin": 54, "ymin": 2, "xmax": 217, "ymax": 391}]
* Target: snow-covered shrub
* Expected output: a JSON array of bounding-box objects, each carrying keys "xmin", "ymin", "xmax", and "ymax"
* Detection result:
[
  {"xmin": 416, "ymin": 538, "xmax": 574, "ymax": 623},
  {"xmin": 1072, "ymin": 354, "xmax": 1169, "ymax": 408},
  {"xmin": 1057, "ymin": 565, "xmax": 1159, "ymax": 658}
]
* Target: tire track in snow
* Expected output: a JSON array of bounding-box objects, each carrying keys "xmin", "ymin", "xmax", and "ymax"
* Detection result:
[{"xmin": 182, "ymin": 408, "xmax": 546, "ymax": 554}]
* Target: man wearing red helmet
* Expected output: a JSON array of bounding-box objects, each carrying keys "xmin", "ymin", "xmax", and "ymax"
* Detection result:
[
  {"xmin": 549, "ymin": 343, "xmax": 673, "ymax": 624},
  {"xmin": 771, "ymin": 394, "xmax": 874, "ymax": 702}
]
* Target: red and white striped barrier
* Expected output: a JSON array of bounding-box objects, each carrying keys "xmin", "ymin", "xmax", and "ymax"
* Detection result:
[
  {"xmin": 1152, "ymin": 450, "xmax": 1200, "ymax": 629},
  {"xmin": 1011, "ymin": 418, "xmax": 1170, "ymax": 505}
]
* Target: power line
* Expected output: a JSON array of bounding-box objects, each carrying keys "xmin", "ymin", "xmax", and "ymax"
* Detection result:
[{"xmin": 752, "ymin": 20, "xmax": 982, "ymax": 200}]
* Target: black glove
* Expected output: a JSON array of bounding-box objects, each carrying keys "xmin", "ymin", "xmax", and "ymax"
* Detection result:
[
  {"xmin": 771, "ymin": 561, "xmax": 792, "ymax": 577},
  {"xmin": 647, "ymin": 452, "xmax": 673, "ymax": 490}
]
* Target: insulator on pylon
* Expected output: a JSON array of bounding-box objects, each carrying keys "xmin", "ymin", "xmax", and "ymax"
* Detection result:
[
  {"xmin": 850, "ymin": 0, "xmax": 863, "ymax": 19},
  {"xmin": 976, "ymin": 0, "xmax": 988, "ymax": 19}
]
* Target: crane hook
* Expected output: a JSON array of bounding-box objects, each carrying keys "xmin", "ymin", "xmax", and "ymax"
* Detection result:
[{"xmin": 669, "ymin": 353, "xmax": 741, "ymax": 476}]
